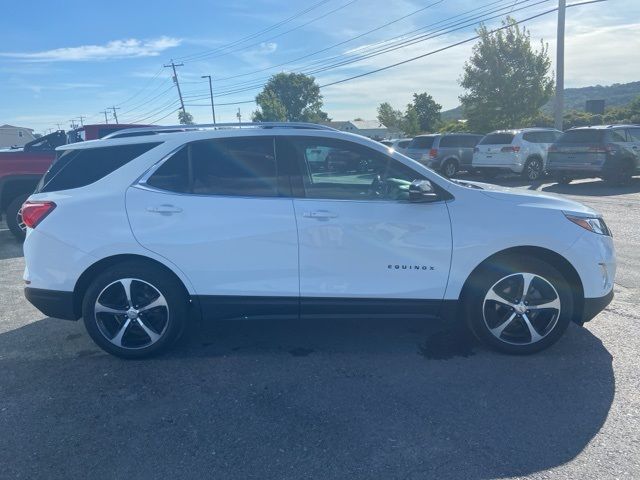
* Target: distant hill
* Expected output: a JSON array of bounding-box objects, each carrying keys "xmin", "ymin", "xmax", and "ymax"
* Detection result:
[{"xmin": 441, "ymin": 81, "xmax": 640, "ymax": 120}]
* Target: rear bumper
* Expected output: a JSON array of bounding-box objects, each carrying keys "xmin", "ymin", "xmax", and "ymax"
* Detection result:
[
  {"xmin": 581, "ymin": 290, "xmax": 614, "ymax": 323},
  {"xmin": 24, "ymin": 287, "xmax": 78, "ymax": 320},
  {"xmin": 472, "ymin": 164, "xmax": 522, "ymax": 173}
]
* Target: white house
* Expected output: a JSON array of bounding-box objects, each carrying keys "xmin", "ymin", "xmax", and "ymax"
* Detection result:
[
  {"xmin": 0, "ymin": 124, "xmax": 37, "ymax": 148},
  {"xmin": 321, "ymin": 120, "xmax": 397, "ymax": 140}
]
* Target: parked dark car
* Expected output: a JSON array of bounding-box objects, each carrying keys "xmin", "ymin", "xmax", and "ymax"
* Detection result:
[
  {"xmin": 405, "ymin": 133, "xmax": 483, "ymax": 177},
  {"xmin": 547, "ymin": 125, "xmax": 640, "ymax": 185}
]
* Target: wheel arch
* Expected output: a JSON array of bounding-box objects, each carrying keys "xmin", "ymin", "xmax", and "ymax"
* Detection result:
[
  {"xmin": 459, "ymin": 246, "xmax": 585, "ymax": 324},
  {"xmin": 72, "ymin": 254, "xmax": 192, "ymax": 319}
]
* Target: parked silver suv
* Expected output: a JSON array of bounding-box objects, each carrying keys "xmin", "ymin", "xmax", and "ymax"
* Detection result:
[
  {"xmin": 404, "ymin": 133, "xmax": 482, "ymax": 177},
  {"xmin": 473, "ymin": 128, "xmax": 562, "ymax": 181}
]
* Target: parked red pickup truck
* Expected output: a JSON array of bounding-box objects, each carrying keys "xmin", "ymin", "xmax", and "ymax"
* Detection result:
[{"xmin": 0, "ymin": 124, "xmax": 147, "ymax": 240}]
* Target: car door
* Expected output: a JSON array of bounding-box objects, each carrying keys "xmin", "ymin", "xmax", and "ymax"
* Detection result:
[
  {"xmin": 626, "ymin": 127, "xmax": 640, "ymax": 169},
  {"xmin": 126, "ymin": 135, "xmax": 299, "ymax": 320},
  {"xmin": 277, "ymin": 135, "xmax": 452, "ymax": 318}
]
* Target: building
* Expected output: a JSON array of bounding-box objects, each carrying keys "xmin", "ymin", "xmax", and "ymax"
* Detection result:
[
  {"xmin": 321, "ymin": 120, "xmax": 397, "ymax": 140},
  {"xmin": 0, "ymin": 125, "xmax": 37, "ymax": 148}
]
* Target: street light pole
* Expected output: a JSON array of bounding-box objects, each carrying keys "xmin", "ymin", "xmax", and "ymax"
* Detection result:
[
  {"xmin": 201, "ymin": 75, "xmax": 217, "ymax": 125},
  {"xmin": 554, "ymin": 0, "xmax": 566, "ymax": 131}
]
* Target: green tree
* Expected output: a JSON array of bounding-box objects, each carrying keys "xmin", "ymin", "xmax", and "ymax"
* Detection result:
[
  {"xmin": 253, "ymin": 73, "xmax": 329, "ymax": 122},
  {"xmin": 459, "ymin": 17, "xmax": 554, "ymax": 132},
  {"xmin": 411, "ymin": 92, "xmax": 441, "ymax": 131},
  {"xmin": 178, "ymin": 110, "xmax": 194, "ymax": 125},
  {"xmin": 376, "ymin": 102, "xmax": 404, "ymax": 130},
  {"xmin": 438, "ymin": 120, "xmax": 469, "ymax": 133},
  {"xmin": 402, "ymin": 105, "xmax": 421, "ymax": 136}
]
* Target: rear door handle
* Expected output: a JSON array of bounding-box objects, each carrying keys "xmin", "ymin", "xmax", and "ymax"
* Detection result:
[
  {"xmin": 147, "ymin": 204, "xmax": 183, "ymax": 215},
  {"xmin": 303, "ymin": 210, "xmax": 338, "ymax": 220}
]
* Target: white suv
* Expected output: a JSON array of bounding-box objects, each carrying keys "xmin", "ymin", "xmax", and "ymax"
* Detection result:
[
  {"xmin": 22, "ymin": 123, "xmax": 615, "ymax": 358},
  {"xmin": 473, "ymin": 128, "xmax": 563, "ymax": 181}
]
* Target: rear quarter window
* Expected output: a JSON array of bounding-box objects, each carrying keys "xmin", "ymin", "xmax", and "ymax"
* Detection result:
[
  {"xmin": 479, "ymin": 133, "xmax": 515, "ymax": 145},
  {"xmin": 438, "ymin": 136, "xmax": 462, "ymax": 148},
  {"xmin": 408, "ymin": 136, "xmax": 436, "ymax": 149},
  {"xmin": 38, "ymin": 142, "xmax": 161, "ymax": 193}
]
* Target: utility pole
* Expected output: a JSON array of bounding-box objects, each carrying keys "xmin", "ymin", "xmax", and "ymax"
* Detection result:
[
  {"xmin": 69, "ymin": 119, "xmax": 77, "ymax": 129},
  {"xmin": 201, "ymin": 75, "xmax": 217, "ymax": 124},
  {"xmin": 164, "ymin": 60, "xmax": 186, "ymax": 114},
  {"xmin": 77, "ymin": 116, "xmax": 85, "ymax": 127},
  {"xmin": 554, "ymin": 0, "xmax": 566, "ymax": 131},
  {"xmin": 236, "ymin": 108, "xmax": 242, "ymax": 126},
  {"xmin": 56, "ymin": 123, "xmax": 62, "ymax": 130},
  {"xmin": 110, "ymin": 106, "xmax": 120, "ymax": 124},
  {"xmin": 101, "ymin": 111, "xmax": 110, "ymax": 124}
]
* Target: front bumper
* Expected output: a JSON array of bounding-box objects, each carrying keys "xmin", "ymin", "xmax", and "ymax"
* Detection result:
[
  {"xmin": 24, "ymin": 287, "xmax": 78, "ymax": 320},
  {"xmin": 581, "ymin": 289, "xmax": 614, "ymax": 323}
]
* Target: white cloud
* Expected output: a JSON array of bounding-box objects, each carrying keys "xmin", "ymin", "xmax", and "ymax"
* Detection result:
[{"xmin": 0, "ymin": 37, "xmax": 181, "ymax": 62}]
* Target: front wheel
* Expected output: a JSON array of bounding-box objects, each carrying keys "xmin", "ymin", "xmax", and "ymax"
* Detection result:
[
  {"xmin": 602, "ymin": 159, "xmax": 633, "ymax": 186},
  {"xmin": 464, "ymin": 257, "xmax": 573, "ymax": 354},
  {"xmin": 82, "ymin": 262, "xmax": 188, "ymax": 358},
  {"xmin": 6, "ymin": 193, "xmax": 30, "ymax": 241}
]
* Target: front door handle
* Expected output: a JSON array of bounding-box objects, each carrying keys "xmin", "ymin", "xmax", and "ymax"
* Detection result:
[
  {"xmin": 147, "ymin": 204, "xmax": 183, "ymax": 215},
  {"xmin": 303, "ymin": 210, "xmax": 338, "ymax": 220}
]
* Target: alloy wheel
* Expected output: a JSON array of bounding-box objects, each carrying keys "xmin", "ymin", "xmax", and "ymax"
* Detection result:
[
  {"xmin": 482, "ymin": 272, "xmax": 561, "ymax": 345},
  {"xmin": 94, "ymin": 278, "xmax": 169, "ymax": 349},
  {"xmin": 16, "ymin": 206, "xmax": 26, "ymax": 233},
  {"xmin": 444, "ymin": 161, "xmax": 457, "ymax": 177},
  {"xmin": 525, "ymin": 159, "xmax": 542, "ymax": 181}
]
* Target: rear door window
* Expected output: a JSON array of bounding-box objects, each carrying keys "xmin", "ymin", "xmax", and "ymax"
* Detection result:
[
  {"xmin": 607, "ymin": 130, "xmax": 628, "ymax": 142},
  {"xmin": 146, "ymin": 137, "xmax": 279, "ymax": 197},
  {"xmin": 479, "ymin": 133, "xmax": 515, "ymax": 145},
  {"xmin": 408, "ymin": 136, "xmax": 436, "ymax": 149},
  {"xmin": 627, "ymin": 128, "xmax": 640, "ymax": 142},
  {"xmin": 39, "ymin": 142, "xmax": 161, "ymax": 193}
]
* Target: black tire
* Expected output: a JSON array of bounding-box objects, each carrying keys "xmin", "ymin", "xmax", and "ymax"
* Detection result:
[
  {"xmin": 602, "ymin": 159, "xmax": 633, "ymax": 186},
  {"xmin": 464, "ymin": 255, "xmax": 573, "ymax": 355},
  {"xmin": 441, "ymin": 159, "xmax": 458, "ymax": 178},
  {"xmin": 557, "ymin": 175, "xmax": 573, "ymax": 185},
  {"xmin": 522, "ymin": 157, "xmax": 544, "ymax": 182},
  {"xmin": 6, "ymin": 193, "xmax": 30, "ymax": 241},
  {"xmin": 82, "ymin": 261, "xmax": 188, "ymax": 358}
]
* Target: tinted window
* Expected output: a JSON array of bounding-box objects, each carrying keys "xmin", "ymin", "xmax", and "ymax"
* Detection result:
[
  {"xmin": 628, "ymin": 128, "xmax": 640, "ymax": 142},
  {"xmin": 147, "ymin": 137, "xmax": 278, "ymax": 197},
  {"xmin": 438, "ymin": 136, "xmax": 462, "ymax": 148},
  {"xmin": 522, "ymin": 132, "xmax": 538, "ymax": 143},
  {"xmin": 283, "ymin": 137, "xmax": 423, "ymax": 201},
  {"xmin": 558, "ymin": 130, "xmax": 605, "ymax": 143},
  {"xmin": 479, "ymin": 133, "xmax": 515, "ymax": 145},
  {"xmin": 397, "ymin": 140, "xmax": 411, "ymax": 148},
  {"xmin": 408, "ymin": 136, "xmax": 436, "ymax": 149},
  {"xmin": 39, "ymin": 143, "xmax": 161, "ymax": 193},
  {"xmin": 607, "ymin": 130, "xmax": 628, "ymax": 142}
]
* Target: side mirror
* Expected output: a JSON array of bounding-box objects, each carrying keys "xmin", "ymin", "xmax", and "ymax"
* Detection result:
[{"xmin": 409, "ymin": 179, "xmax": 439, "ymax": 203}]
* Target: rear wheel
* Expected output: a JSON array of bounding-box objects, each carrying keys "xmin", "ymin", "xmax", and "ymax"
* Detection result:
[
  {"xmin": 522, "ymin": 157, "xmax": 544, "ymax": 182},
  {"xmin": 6, "ymin": 193, "xmax": 30, "ymax": 241},
  {"xmin": 464, "ymin": 256, "xmax": 573, "ymax": 354},
  {"xmin": 82, "ymin": 262, "xmax": 188, "ymax": 358},
  {"xmin": 441, "ymin": 159, "xmax": 458, "ymax": 178}
]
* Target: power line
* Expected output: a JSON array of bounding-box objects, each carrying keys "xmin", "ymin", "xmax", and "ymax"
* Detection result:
[{"xmin": 176, "ymin": 0, "xmax": 332, "ymax": 62}]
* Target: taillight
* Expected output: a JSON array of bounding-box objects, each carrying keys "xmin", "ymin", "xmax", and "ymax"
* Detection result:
[
  {"xmin": 501, "ymin": 146, "xmax": 521, "ymax": 153},
  {"xmin": 21, "ymin": 201, "xmax": 56, "ymax": 229},
  {"xmin": 429, "ymin": 148, "xmax": 438, "ymax": 158}
]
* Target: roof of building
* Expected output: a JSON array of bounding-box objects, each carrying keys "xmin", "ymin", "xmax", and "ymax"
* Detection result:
[
  {"xmin": 0, "ymin": 124, "xmax": 35, "ymax": 131},
  {"xmin": 351, "ymin": 120, "xmax": 387, "ymax": 130}
]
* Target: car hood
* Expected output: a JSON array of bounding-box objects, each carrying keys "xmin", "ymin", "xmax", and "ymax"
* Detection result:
[{"xmin": 458, "ymin": 180, "xmax": 598, "ymax": 216}]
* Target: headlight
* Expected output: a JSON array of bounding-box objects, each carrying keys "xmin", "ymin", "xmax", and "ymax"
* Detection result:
[{"xmin": 564, "ymin": 212, "xmax": 611, "ymax": 236}]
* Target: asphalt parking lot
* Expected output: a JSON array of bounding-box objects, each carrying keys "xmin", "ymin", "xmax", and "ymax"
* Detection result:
[{"xmin": 1, "ymin": 177, "xmax": 639, "ymax": 480}]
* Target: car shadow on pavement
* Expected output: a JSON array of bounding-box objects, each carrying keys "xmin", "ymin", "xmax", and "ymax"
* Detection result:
[
  {"xmin": 542, "ymin": 177, "xmax": 640, "ymax": 196},
  {"xmin": 0, "ymin": 230, "xmax": 24, "ymax": 260},
  {"xmin": 0, "ymin": 315, "xmax": 614, "ymax": 480}
]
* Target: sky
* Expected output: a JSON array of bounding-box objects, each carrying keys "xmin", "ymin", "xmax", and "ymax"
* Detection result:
[{"xmin": 1, "ymin": 0, "xmax": 638, "ymax": 133}]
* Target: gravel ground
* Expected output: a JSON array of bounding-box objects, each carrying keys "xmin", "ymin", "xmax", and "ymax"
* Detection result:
[{"xmin": 0, "ymin": 176, "xmax": 638, "ymax": 479}]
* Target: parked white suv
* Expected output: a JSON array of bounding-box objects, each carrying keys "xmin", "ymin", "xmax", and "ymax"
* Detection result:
[
  {"xmin": 473, "ymin": 128, "xmax": 563, "ymax": 181},
  {"xmin": 22, "ymin": 123, "xmax": 615, "ymax": 358}
]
